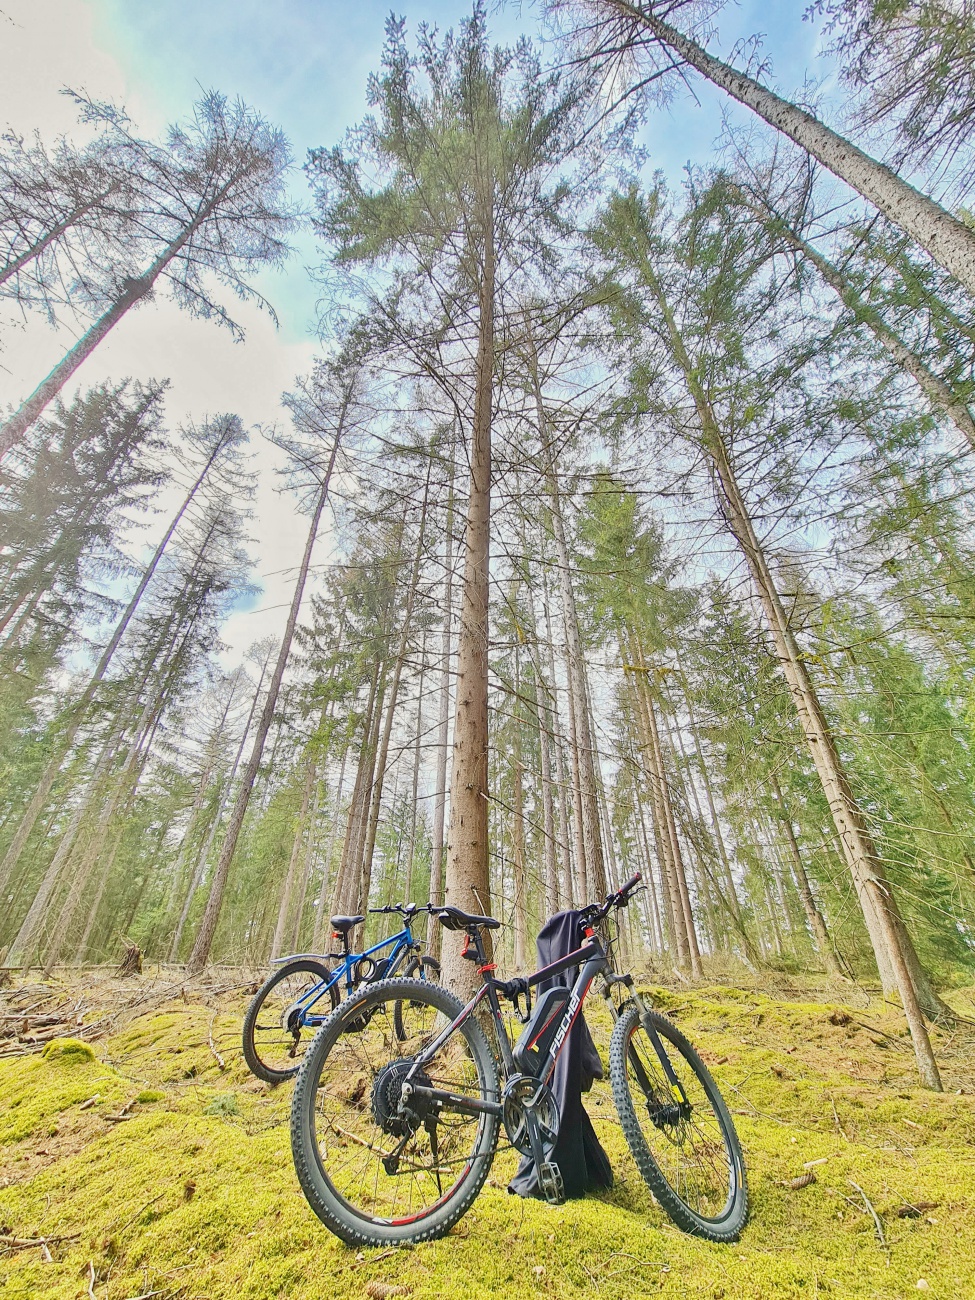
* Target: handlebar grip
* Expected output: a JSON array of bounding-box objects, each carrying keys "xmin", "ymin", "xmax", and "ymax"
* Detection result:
[{"xmin": 617, "ymin": 872, "xmax": 642, "ymax": 902}]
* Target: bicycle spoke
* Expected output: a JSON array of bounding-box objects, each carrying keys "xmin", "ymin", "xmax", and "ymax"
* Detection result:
[
  {"xmin": 307, "ymin": 986, "xmax": 492, "ymax": 1227},
  {"xmin": 613, "ymin": 1007, "xmax": 742, "ymax": 1228}
]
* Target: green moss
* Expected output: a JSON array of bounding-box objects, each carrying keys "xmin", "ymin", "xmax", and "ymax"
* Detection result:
[
  {"xmin": 40, "ymin": 1037, "xmax": 95, "ymax": 1063},
  {"xmin": 204, "ymin": 1094, "xmax": 241, "ymax": 1118},
  {"xmin": 0, "ymin": 982, "xmax": 972, "ymax": 1300}
]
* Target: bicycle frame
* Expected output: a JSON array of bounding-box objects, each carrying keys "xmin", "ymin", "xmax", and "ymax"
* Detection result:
[
  {"xmin": 273, "ymin": 923, "xmax": 422, "ymax": 1027},
  {"xmin": 404, "ymin": 925, "xmax": 688, "ymax": 1123}
]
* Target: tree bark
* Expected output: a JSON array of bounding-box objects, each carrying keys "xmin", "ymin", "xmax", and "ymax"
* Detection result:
[
  {"xmin": 441, "ymin": 199, "xmax": 496, "ymax": 996},
  {"xmin": 426, "ymin": 472, "xmax": 455, "ymax": 959}
]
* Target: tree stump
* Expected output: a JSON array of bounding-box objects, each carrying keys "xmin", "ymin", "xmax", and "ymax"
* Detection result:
[{"xmin": 117, "ymin": 941, "xmax": 142, "ymax": 978}]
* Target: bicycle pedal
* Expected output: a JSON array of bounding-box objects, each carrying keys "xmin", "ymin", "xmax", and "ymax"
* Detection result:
[{"xmin": 539, "ymin": 1161, "xmax": 565, "ymax": 1205}]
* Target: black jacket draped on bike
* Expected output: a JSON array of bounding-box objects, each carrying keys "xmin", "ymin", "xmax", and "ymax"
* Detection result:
[{"xmin": 508, "ymin": 909, "xmax": 614, "ymax": 1200}]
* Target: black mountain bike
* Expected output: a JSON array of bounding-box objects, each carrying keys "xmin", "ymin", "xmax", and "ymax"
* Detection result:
[{"xmin": 290, "ymin": 874, "xmax": 747, "ymax": 1247}]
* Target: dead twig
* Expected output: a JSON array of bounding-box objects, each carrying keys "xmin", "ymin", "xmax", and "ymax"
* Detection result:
[
  {"xmin": 87, "ymin": 1260, "xmax": 97, "ymax": 1299},
  {"xmin": 849, "ymin": 1180, "xmax": 887, "ymax": 1251},
  {"xmin": 0, "ymin": 1231, "xmax": 81, "ymax": 1255},
  {"xmin": 207, "ymin": 1013, "xmax": 226, "ymax": 1071},
  {"xmin": 116, "ymin": 1192, "xmax": 165, "ymax": 1236}
]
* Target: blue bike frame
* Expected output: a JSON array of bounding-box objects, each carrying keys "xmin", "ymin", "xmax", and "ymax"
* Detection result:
[{"xmin": 271, "ymin": 919, "xmax": 426, "ymax": 1029}]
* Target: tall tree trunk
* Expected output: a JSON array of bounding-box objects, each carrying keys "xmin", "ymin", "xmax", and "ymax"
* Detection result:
[
  {"xmin": 0, "ymin": 427, "xmax": 232, "ymax": 896},
  {"xmin": 641, "ymin": 243, "xmax": 946, "ymax": 1084},
  {"xmin": 632, "ymin": 775, "xmax": 665, "ymax": 954},
  {"xmin": 187, "ymin": 425, "xmax": 342, "ymax": 971},
  {"xmin": 771, "ymin": 772, "xmax": 844, "ymax": 977},
  {"xmin": 169, "ymin": 653, "xmax": 272, "ymax": 962},
  {"xmin": 0, "ymin": 182, "xmax": 233, "ymax": 458},
  {"xmin": 332, "ymin": 659, "xmax": 385, "ymax": 918},
  {"xmin": 3, "ymin": 571, "xmax": 201, "ymax": 968},
  {"xmin": 43, "ymin": 742, "xmax": 150, "ymax": 972},
  {"xmin": 404, "ymin": 624, "xmax": 427, "ymax": 902},
  {"xmin": 535, "ymin": 677, "xmax": 561, "ymax": 918},
  {"xmin": 606, "ymin": 0, "xmax": 975, "ymax": 297},
  {"xmin": 291, "ymin": 774, "xmax": 323, "ymax": 950},
  {"xmin": 541, "ymin": 569, "xmax": 577, "ymax": 905},
  {"xmin": 312, "ymin": 744, "xmax": 348, "ymax": 950},
  {"xmin": 442, "ymin": 199, "xmax": 495, "ymax": 995},
  {"xmin": 426, "ymin": 472, "xmax": 456, "ymax": 959},
  {"xmin": 679, "ymin": 679, "xmax": 749, "ymax": 930},
  {"xmin": 531, "ymin": 361, "xmax": 607, "ymax": 899},
  {"xmin": 270, "ymin": 755, "xmax": 319, "ymax": 960},
  {"xmin": 743, "ymin": 193, "xmax": 975, "ymax": 451},
  {"xmin": 627, "ymin": 661, "xmax": 692, "ymax": 967},
  {"xmin": 356, "ymin": 488, "xmax": 428, "ymax": 914},
  {"xmin": 510, "ymin": 651, "xmax": 528, "ymax": 970},
  {"xmin": 646, "ymin": 675, "xmax": 702, "ymax": 977}
]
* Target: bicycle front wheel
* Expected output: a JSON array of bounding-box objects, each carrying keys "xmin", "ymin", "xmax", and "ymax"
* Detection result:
[
  {"xmin": 291, "ymin": 977, "xmax": 500, "ymax": 1246},
  {"xmin": 242, "ymin": 959, "xmax": 338, "ymax": 1085},
  {"xmin": 610, "ymin": 1005, "xmax": 748, "ymax": 1241}
]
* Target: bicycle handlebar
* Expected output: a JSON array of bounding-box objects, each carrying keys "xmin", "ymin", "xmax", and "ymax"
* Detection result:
[
  {"xmin": 368, "ymin": 903, "xmax": 436, "ymax": 916},
  {"xmin": 581, "ymin": 872, "xmax": 644, "ymax": 925}
]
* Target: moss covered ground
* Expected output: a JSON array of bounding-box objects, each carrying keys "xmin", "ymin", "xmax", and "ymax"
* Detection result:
[{"xmin": 1, "ymin": 970, "xmax": 973, "ymax": 1300}]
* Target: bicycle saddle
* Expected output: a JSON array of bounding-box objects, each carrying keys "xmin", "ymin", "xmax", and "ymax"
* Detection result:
[
  {"xmin": 330, "ymin": 915, "xmax": 365, "ymax": 934},
  {"xmin": 436, "ymin": 906, "xmax": 501, "ymax": 931}
]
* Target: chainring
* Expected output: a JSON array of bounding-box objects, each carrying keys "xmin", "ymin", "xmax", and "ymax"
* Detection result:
[{"xmin": 502, "ymin": 1074, "xmax": 560, "ymax": 1155}]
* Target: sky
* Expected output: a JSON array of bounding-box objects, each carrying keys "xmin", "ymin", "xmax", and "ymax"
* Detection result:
[{"xmin": 0, "ymin": 0, "xmax": 832, "ymax": 669}]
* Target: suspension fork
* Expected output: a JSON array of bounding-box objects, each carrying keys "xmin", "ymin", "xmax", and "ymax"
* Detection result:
[{"xmin": 603, "ymin": 972, "xmax": 689, "ymax": 1108}]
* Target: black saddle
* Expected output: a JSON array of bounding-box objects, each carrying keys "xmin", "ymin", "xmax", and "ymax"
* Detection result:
[
  {"xmin": 436, "ymin": 906, "xmax": 501, "ymax": 932},
  {"xmin": 330, "ymin": 914, "xmax": 365, "ymax": 935}
]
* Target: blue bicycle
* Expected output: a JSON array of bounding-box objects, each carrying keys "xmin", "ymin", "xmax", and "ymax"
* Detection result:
[{"xmin": 242, "ymin": 903, "xmax": 440, "ymax": 1084}]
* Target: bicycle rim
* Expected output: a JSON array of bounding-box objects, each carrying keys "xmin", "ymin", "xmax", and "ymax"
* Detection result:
[
  {"xmin": 611, "ymin": 1005, "xmax": 746, "ymax": 1236},
  {"xmin": 243, "ymin": 961, "xmax": 334, "ymax": 1083},
  {"xmin": 293, "ymin": 978, "xmax": 499, "ymax": 1243}
]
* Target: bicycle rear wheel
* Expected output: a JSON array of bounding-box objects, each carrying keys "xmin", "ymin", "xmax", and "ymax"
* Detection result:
[
  {"xmin": 610, "ymin": 1005, "xmax": 748, "ymax": 1241},
  {"xmin": 242, "ymin": 959, "xmax": 338, "ymax": 1085},
  {"xmin": 291, "ymin": 977, "xmax": 500, "ymax": 1246},
  {"xmin": 393, "ymin": 955, "xmax": 441, "ymax": 1041}
]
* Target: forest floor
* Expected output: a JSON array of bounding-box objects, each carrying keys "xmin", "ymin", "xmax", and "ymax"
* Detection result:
[{"xmin": 1, "ymin": 966, "xmax": 974, "ymax": 1300}]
